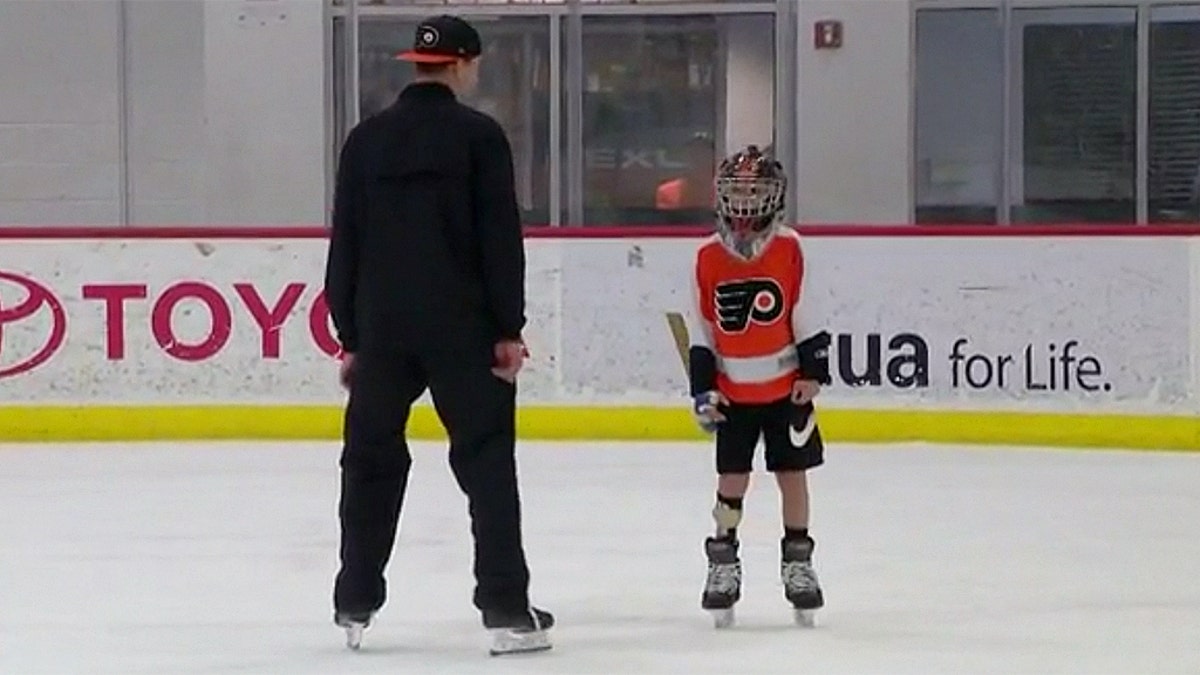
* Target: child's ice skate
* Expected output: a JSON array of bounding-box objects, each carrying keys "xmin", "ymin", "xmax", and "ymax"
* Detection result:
[
  {"xmin": 701, "ymin": 536, "xmax": 742, "ymax": 629},
  {"xmin": 334, "ymin": 610, "xmax": 374, "ymax": 650},
  {"xmin": 482, "ymin": 606, "xmax": 554, "ymax": 656},
  {"xmin": 781, "ymin": 536, "xmax": 823, "ymax": 627}
]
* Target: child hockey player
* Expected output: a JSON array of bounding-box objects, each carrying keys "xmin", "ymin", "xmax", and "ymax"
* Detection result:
[{"xmin": 686, "ymin": 145, "xmax": 831, "ymax": 629}]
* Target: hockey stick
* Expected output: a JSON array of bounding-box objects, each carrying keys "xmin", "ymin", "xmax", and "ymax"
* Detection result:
[{"xmin": 665, "ymin": 311, "xmax": 690, "ymax": 371}]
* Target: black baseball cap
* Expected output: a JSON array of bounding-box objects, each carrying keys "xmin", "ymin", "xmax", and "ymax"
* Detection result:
[{"xmin": 395, "ymin": 15, "xmax": 482, "ymax": 64}]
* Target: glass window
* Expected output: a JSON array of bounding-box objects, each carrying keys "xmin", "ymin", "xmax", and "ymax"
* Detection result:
[
  {"xmin": 358, "ymin": 0, "xmax": 764, "ymax": 5},
  {"xmin": 1149, "ymin": 5, "xmax": 1200, "ymax": 224},
  {"xmin": 1010, "ymin": 7, "xmax": 1137, "ymax": 224},
  {"xmin": 332, "ymin": 16, "xmax": 347, "ymax": 151},
  {"xmin": 578, "ymin": 13, "xmax": 775, "ymax": 226},
  {"xmin": 352, "ymin": 16, "xmax": 551, "ymax": 224},
  {"xmin": 914, "ymin": 9, "xmax": 1002, "ymax": 225}
]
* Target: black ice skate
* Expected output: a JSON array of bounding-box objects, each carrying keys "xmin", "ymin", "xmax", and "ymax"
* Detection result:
[
  {"xmin": 482, "ymin": 606, "xmax": 554, "ymax": 656},
  {"xmin": 702, "ymin": 536, "xmax": 742, "ymax": 629},
  {"xmin": 781, "ymin": 536, "xmax": 823, "ymax": 627},
  {"xmin": 334, "ymin": 610, "xmax": 374, "ymax": 650}
]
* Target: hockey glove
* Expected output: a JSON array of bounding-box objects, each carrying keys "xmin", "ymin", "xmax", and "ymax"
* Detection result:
[
  {"xmin": 795, "ymin": 331, "xmax": 832, "ymax": 385},
  {"xmin": 693, "ymin": 391, "xmax": 729, "ymax": 433}
]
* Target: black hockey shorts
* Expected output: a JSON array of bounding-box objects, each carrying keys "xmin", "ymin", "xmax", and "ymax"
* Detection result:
[{"xmin": 715, "ymin": 397, "xmax": 825, "ymax": 475}]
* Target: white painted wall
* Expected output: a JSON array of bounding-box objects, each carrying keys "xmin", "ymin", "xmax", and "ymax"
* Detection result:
[
  {"xmin": 2, "ymin": 0, "xmax": 920, "ymax": 229},
  {"xmin": 0, "ymin": 0, "xmax": 326, "ymax": 227},
  {"xmin": 796, "ymin": 0, "xmax": 912, "ymax": 224},
  {"xmin": 125, "ymin": 0, "xmax": 206, "ymax": 225},
  {"xmin": 199, "ymin": 0, "xmax": 326, "ymax": 226},
  {"xmin": 723, "ymin": 15, "xmax": 775, "ymax": 155},
  {"xmin": 0, "ymin": 0, "xmax": 121, "ymax": 226}
]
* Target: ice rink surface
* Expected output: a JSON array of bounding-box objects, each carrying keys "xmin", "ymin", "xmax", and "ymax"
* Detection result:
[{"xmin": 2, "ymin": 439, "xmax": 1199, "ymax": 674}]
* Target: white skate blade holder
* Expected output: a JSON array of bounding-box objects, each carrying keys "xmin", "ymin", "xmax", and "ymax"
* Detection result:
[
  {"xmin": 489, "ymin": 627, "xmax": 552, "ymax": 656},
  {"xmin": 707, "ymin": 607, "xmax": 815, "ymax": 629},
  {"xmin": 344, "ymin": 621, "xmax": 366, "ymax": 650},
  {"xmin": 709, "ymin": 607, "xmax": 736, "ymax": 629},
  {"xmin": 794, "ymin": 609, "xmax": 817, "ymax": 628}
]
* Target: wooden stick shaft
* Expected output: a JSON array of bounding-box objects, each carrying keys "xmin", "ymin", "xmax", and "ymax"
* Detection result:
[{"xmin": 665, "ymin": 311, "xmax": 690, "ymax": 372}]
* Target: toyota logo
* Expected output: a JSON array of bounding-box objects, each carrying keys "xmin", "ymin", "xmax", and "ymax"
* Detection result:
[{"xmin": 0, "ymin": 271, "xmax": 67, "ymax": 378}]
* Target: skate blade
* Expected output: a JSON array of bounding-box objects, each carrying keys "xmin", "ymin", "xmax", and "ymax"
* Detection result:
[
  {"xmin": 709, "ymin": 608, "xmax": 735, "ymax": 629},
  {"xmin": 344, "ymin": 623, "xmax": 366, "ymax": 650},
  {"xmin": 488, "ymin": 629, "xmax": 552, "ymax": 656},
  {"xmin": 793, "ymin": 609, "xmax": 817, "ymax": 628}
]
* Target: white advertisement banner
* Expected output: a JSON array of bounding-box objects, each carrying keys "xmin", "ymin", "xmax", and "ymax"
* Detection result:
[{"xmin": 0, "ymin": 236, "xmax": 1194, "ymax": 415}]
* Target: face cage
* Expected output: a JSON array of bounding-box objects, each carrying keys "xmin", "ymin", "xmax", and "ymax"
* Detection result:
[
  {"xmin": 716, "ymin": 176, "xmax": 785, "ymax": 222},
  {"xmin": 714, "ymin": 175, "xmax": 784, "ymax": 258}
]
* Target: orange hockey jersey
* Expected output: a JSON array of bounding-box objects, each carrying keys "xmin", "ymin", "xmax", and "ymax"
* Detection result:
[{"xmin": 688, "ymin": 228, "xmax": 814, "ymax": 404}]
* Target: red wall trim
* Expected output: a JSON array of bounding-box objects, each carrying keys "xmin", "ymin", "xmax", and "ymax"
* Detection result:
[{"xmin": 1, "ymin": 224, "xmax": 1199, "ymax": 239}]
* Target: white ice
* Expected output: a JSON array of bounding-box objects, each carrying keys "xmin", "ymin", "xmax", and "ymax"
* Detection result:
[{"xmin": 2, "ymin": 440, "xmax": 1199, "ymax": 674}]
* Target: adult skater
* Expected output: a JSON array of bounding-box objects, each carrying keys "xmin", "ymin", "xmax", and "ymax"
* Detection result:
[{"xmin": 322, "ymin": 14, "xmax": 553, "ymax": 656}]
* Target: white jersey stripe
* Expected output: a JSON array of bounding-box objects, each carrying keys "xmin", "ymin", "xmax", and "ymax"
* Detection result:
[{"xmin": 716, "ymin": 344, "xmax": 798, "ymax": 384}]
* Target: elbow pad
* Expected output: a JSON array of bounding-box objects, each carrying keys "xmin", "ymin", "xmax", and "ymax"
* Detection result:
[
  {"xmin": 796, "ymin": 330, "xmax": 832, "ymax": 385},
  {"xmin": 688, "ymin": 346, "xmax": 718, "ymax": 397}
]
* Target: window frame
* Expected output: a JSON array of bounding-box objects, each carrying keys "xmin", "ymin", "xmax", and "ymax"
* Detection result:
[
  {"xmin": 912, "ymin": 6, "xmax": 1005, "ymax": 224},
  {"xmin": 912, "ymin": 0, "xmax": 1200, "ymax": 225},
  {"xmin": 327, "ymin": 0, "xmax": 789, "ymax": 227},
  {"xmin": 1147, "ymin": 3, "xmax": 1200, "ymax": 223}
]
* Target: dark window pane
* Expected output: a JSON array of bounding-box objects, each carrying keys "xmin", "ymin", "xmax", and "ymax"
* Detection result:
[
  {"xmin": 1149, "ymin": 6, "xmax": 1200, "ymax": 224},
  {"xmin": 1012, "ymin": 8, "xmax": 1136, "ymax": 224},
  {"xmin": 355, "ymin": 16, "xmax": 551, "ymax": 224},
  {"xmin": 914, "ymin": 9, "xmax": 1002, "ymax": 225},
  {"xmin": 579, "ymin": 14, "xmax": 774, "ymax": 226}
]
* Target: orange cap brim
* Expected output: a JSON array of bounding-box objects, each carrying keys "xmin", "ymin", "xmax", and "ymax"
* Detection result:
[{"xmin": 395, "ymin": 51, "xmax": 460, "ymax": 64}]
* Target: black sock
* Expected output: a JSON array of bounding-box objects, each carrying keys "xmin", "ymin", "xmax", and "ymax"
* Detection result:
[
  {"xmin": 784, "ymin": 527, "xmax": 809, "ymax": 542},
  {"xmin": 717, "ymin": 493, "xmax": 744, "ymax": 510}
]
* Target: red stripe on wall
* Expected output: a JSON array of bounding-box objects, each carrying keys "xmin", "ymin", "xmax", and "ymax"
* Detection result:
[{"xmin": 0, "ymin": 223, "xmax": 1199, "ymax": 239}]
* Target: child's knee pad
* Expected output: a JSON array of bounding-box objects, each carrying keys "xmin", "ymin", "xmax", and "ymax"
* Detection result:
[{"xmin": 712, "ymin": 497, "xmax": 743, "ymax": 537}]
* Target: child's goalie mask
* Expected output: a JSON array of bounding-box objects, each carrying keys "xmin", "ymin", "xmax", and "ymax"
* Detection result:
[{"xmin": 714, "ymin": 145, "xmax": 786, "ymax": 260}]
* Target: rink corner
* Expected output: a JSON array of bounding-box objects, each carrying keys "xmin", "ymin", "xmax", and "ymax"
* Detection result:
[{"xmin": 0, "ymin": 405, "xmax": 1197, "ymax": 452}]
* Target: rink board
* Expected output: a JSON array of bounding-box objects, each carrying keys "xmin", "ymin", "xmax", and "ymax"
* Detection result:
[{"xmin": 0, "ymin": 226, "xmax": 1198, "ymax": 449}]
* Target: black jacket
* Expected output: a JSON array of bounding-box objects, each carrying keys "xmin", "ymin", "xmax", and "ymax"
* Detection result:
[{"xmin": 324, "ymin": 82, "xmax": 526, "ymax": 353}]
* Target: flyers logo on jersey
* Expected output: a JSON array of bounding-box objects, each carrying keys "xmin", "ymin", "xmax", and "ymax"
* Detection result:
[{"xmin": 714, "ymin": 279, "xmax": 784, "ymax": 333}]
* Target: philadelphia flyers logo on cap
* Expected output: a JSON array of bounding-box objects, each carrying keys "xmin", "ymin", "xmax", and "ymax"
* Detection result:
[
  {"xmin": 396, "ymin": 15, "xmax": 481, "ymax": 63},
  {"xmin": 418, "ymin": 26, "xmax": 439, "ymax": 48}
]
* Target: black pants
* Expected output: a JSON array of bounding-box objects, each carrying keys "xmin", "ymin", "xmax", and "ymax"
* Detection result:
[{"xmin": 332, "ymin": 341, "xmax": 531, "ymax": 617}]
